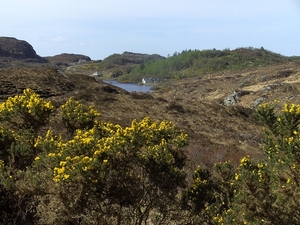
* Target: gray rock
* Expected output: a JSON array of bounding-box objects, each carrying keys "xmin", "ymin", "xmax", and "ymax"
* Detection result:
[
  {"xmin": 252, "ymin": 97, "xmax": 266, "ymax": 108},
  {"xmin": 258, "ymin": 86, "xmax": 272, "ymax": 92},
  {"xmin": 57, "ymin": 70, "xmax": 69, "ymax": 79},
  {"xmin": 224, "ymin": 91, "xmax": 239, "ymax": 106},
  {"xmin": 258, "ymin": 84, "xmax": 279, "ymax": 92}
]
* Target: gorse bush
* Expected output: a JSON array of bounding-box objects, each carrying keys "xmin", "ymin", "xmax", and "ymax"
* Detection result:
[
  {"xmin": 182, "ymin": 161, "xmax": 235, "ymax": 224},
  {"xmin": 0, "ymin": 88, "xmax": 54, "ymax": 129},
  {"xmin": 0, "ymin": 89, "xmax": 189, "ymax": 224},
  {"xmin": 0, "ymin": 89, "xmax": 54, "ymax": 171},
  {"xmin": 181, "ymin": 101, "xmax": 300, "ymax": 225},
  {"xmin": 0, "ymin": 89, "xmax": 54, "ymax": 224},
  {"xmin": 60, "ymin": 97, "xmax": 100, "ymax": 132},
  {"xmin": 32, "ymin": 117, "xmax": 188, "ymax": 224},
  {"xmin": 216, "ymin": 102, "xmax": 300, "ymax": 224},
  {"xmin": 1, "ymin": 89, "xmax": 300, "ymax": 225}
]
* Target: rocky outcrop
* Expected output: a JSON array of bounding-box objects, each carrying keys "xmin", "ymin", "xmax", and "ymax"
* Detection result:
[{"xmin": 0, "ymin": 37, "xmax": 47, "ymax": 63}]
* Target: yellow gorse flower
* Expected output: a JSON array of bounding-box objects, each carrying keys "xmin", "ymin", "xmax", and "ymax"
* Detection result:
[
  {"xmin": 0, "ymin": 88, "xmax": 54, "ymax": 124},
  {"xmin": 60, "ymin": 97, "xmax": 100, "ymax": 130},
  {"xmin": 283, "ymin": 103, "xmax": 300, "ymax": 114},
  {"xmin": 36, "ymin": 115, "xmax": 188, "ymax": 183}
]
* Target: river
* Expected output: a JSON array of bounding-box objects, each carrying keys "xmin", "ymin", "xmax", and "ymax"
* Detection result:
[{"xmin": 103, "ymin": 80, "xmax": 153, "ymax": 93}]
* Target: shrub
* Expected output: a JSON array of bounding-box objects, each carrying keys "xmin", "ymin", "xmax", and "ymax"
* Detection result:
[
  {"xmin": 0, "ymin": 88, "xmax": 54, "ymax": 224},
  {"xmin": 0, "ymin": 88, "xmax": 54, "ymax": 129},
  {"xmin": 0, "ymin": 89, "xmax": 189, "ymax": 224},
  {"xmin": 7, "ymin": 90, "xmax": 300, "ymax": 224},
  {"xmin": 182, "ymin": 161, "xmax": 235, "ymax": 224},
  {"xmin": 60, "ymin": 97, "xmax": 100, "ymax": 132},
  {"xmin": 32, "ymin": 117, "xmax": 188, "ymax": 224},
  {"xmin": 183, "ymin": 101, "xmax": 300, "ymax": 225},
  {"xmin": 219, "ymin": 102, "xmax": 300, "ymax": 224}
]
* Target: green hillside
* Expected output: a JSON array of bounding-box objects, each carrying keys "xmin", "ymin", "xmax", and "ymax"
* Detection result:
[
  {"xmin": 68, "ymin": 51, "xmax": 165, "ymax": 78},
  {"xmin": 117, "ymin": 47, "xmax": 298, "ymax": 83}
]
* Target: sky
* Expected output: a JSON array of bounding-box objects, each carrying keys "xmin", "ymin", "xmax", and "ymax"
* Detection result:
[{"xmin": 1, "ymin": 0, "xmax": 300, "ymax": 60}]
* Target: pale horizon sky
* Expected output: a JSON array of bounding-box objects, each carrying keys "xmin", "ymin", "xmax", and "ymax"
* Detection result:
[{"xmin": 1, "ymin": 0, "xmax": 300, "ymax": 60}]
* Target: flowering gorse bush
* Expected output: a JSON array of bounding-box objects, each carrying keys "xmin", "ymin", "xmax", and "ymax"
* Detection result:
[
  {"xmin": 0, "ymin": 89, "xmax": 189, "ymax": 224},
  {"xmin": 0, "ymin": 88, "xmax": 54, "ymax": 128},
  {"xmin": 0, "ymin": 89, "xmax": 54, "ymax": 172},
  {"xmin": 217, "ymin": 102, "xmax": 300, "ymax": 225},
  {"xmin": 60, "ymin": 97, "xmax": 100, "ymax": 131},
  {"xmin": 182, "ymin": 161, "xmax": 235, "ymax": 224},
  {"xmin": 183, "ymin": 102, "xmax": 300, "ymax": 225},
  {"xmin": 0, "ymin": 89, "xmax": 55, "ymax": 224},
  {"xmin": 32, "ymin": 117, "xmax": 188, "ymax": 224},
  {"xmin": 5, "ymin": 89, "xmax": 300, "ymax": 224}
]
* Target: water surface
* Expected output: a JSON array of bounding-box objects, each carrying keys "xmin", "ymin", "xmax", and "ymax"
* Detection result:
[{"xmin": 103, "ymin": 80, "xmax": 153, "ymax": 93}]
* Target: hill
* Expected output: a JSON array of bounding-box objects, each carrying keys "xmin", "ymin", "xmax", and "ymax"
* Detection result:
[
  {"xmin": 117, "ymin": 47, "xmax": 298, "ymax": 83},
  {"xmin": 0, "ymin": 37, "xmax": 48, "ymax": 64},
  {"xmin": 65, "ymin": 51, "xmax": 165, "ymax": 78},
  {"xmin": 0, "ymin": 39, "xmax": 300, "ymax": 167},
  {"xmin": 45, "ymin": 53, "xmax": 91, "ymax": 66},
  {"xmin": 1, "ymin": 58, "xmax": 300, "ymax": 167},
  {"xmin": 1, "ymin": 38, "xmax": 300, "ymax": 223},
  {"xmin": 0, "ymin": 37, "xmax": 93, "ymax": 69},
  {"xmin": 3, "ymin": 61, "xmax": 300, "ymax": 167},
  {"xmin": 1, "ymin": 53, "xmax": 300, "ymax": 224}
]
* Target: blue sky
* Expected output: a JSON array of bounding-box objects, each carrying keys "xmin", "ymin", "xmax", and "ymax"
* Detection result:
[{"xmin": 1, "ymin": 0, "xmax": 300, "ymax": 60}]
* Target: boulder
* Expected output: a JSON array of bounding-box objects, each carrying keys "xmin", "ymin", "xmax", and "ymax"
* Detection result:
[{"xmin": 224, "ymin": 91, "xmax": 239, "ymax": 106}]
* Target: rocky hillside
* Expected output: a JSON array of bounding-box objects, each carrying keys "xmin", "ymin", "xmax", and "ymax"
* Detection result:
[
  {"xmin": 158, "ymin": 62, "xmax": 300, "ymax": 108},
  {"xmin": 0, "ymin": 37, "xmax": 92, "ymax": 68},
  {"xmin": 0, "ymin": 37, "xmax": 47, "ymax": 63}
]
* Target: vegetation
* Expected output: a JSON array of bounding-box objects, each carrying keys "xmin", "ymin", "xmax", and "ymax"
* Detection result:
[
  {"xmin": 65, "ymin": 51, "xmax": 165, "ymax": 78},
  {"xmin": 45, "ymin": 53, "xmax": 91, "ymax": 66},
  {"xmin": 0, "ymin": 89, "xmax": 187, "ymax": 224},
  {"xmin": 182, "ymin": 100, "xmax": 300, "ymax": 224},
  {"xmin": 117, "ymin": 47, "xmax": 294, "ymax": 83},
  {"xmin": 101, "ymin": 52, "xmax": 164, "ymax": 69},
  {"xmin": 1, "ymin": 89, "xmax": 300, "ymax": 224}
]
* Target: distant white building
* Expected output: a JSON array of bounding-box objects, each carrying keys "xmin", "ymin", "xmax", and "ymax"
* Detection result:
[
  {"xmin": 142, "ymin": 78, "xmax": 153, "ymax": 84},
  {"xmin": 142, "ymin": 77, "xmax": 164, "ymax": 84}
]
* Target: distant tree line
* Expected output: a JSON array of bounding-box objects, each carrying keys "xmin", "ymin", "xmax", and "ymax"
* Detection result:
[{"xmin": 117, "ymin": 47, "xmax": 293, "ymax": 83}]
